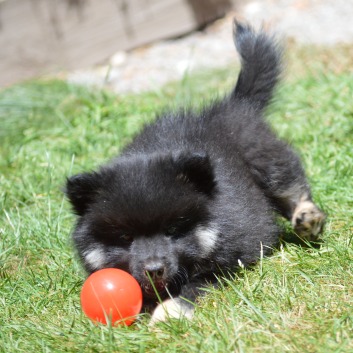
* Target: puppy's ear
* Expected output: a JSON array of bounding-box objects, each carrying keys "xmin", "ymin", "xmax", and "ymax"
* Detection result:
[
  {"xmin": 174, "ymin": 152, "xmax": 216, "ymax": 195},
  {"xmin": 65, "ymin": 172, "xmax": 101, "ymax": 215}
]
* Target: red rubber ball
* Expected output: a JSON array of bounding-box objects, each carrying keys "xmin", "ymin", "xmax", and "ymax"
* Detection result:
[{"xmin": 80, "ymin": 268, "xmax": 143, "ymax": 326}]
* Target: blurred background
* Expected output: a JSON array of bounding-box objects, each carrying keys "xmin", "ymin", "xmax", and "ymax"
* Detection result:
[{"xmin": 1, "ymin": 0, "xmax": 353, "ymax": 92}]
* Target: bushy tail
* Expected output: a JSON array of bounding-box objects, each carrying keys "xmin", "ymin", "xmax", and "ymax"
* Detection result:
[{"xmin": 232, "ymin": 21, "xmax": 282, "ymax": 109}]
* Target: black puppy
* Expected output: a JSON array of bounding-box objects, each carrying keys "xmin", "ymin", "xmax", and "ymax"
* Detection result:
[{"xmin": 66, "ymin": 22, "xmax": 325, "ymax": 323}]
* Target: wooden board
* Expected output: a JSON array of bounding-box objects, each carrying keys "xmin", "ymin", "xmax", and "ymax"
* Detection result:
[{"xmin": 0, "ymin": 0, "xmax": 232, "ymax": 87}]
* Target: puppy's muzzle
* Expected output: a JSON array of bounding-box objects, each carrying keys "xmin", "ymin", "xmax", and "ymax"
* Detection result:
[
  {"xmin": 142, "ymin": 260, "xmax": 168, "ymax": 297},
  {"xmin": 144, "ymin": 261, "xmax": 165, "ymax": 282}
]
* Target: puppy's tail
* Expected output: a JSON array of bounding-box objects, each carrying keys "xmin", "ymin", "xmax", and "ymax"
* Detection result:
[{"xmin": 232, "ymin": 21, "xmax": 282, "ymax": 110}]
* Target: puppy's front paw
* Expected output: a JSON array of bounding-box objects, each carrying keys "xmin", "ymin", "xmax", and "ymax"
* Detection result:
[
  {"xmin": 292, "ymin": 200, "xmax": 326, "ymax": 240},
  {"xmin": 150, "ymin": 298, "xmax": 194, "ymax": 325}
]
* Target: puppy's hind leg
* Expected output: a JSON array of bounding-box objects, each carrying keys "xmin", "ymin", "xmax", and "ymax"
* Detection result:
[
  {"xmin": 276, "ymin": 182, "xmax": 326, "ymax": 241},
  {"xmin": 244, "ymin": 137, "xmax": 326, "ymax": 241}
]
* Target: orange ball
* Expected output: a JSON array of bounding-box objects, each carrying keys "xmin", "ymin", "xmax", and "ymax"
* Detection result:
[{"xmin": 80, "ymin": 268, "xmax": 143, "ymax": 326}]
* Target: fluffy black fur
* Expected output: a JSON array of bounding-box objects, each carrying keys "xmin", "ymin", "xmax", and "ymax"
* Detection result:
[{"xmin": 66, "ymin": 22, "xmax": 324, "ymax": 318}]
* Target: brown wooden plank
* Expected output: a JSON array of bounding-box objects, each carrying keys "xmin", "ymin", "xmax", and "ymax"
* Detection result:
[{"xmin": 0, "ymin": 0, "xmax": 231, "ymax": 87}]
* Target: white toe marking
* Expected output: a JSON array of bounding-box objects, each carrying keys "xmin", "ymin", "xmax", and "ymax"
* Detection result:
[
  {"xmin": 195, "ymin": 226, "xmax": 219, "ymax": 257},
  {"xmin": 83, "ymin": 248, "xmax": 106, "ymax": 270},
  {"xmin": 150, "ymin": 298, "xmax": 194, "ymax": 325}
]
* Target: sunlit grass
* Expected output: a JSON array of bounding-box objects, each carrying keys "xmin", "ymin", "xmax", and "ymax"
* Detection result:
[{"xmin": 1, "ymin": 43, "xmax": 352, "ymax": 352}]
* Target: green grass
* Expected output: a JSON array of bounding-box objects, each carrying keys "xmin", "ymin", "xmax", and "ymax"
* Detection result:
[{"xmin": 1, "ymin": 44, "xmax": 353, "ymax": 352}]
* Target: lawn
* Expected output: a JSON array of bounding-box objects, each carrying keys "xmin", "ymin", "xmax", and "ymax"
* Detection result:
[{"xmin": 0, "ymin": 43, "xmax": 352, "ymax": 353}]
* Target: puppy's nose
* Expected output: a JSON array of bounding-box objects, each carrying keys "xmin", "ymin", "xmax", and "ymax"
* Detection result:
[{"xmin": 144, "ymin": 262, "xmax": 165, "ymax": 281}]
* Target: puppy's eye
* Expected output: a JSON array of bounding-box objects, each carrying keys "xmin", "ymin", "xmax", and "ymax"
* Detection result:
[
  {"xmin": 166, "ymin": 217, "xmax": 194, "ymax": 238},
  {"xmin": 120, "ymin": 233, "xmax": 133, "ymax": 243},
  {"xmin": 166, "ymin": 226, "xmax": 178, "ymax": 236}
]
